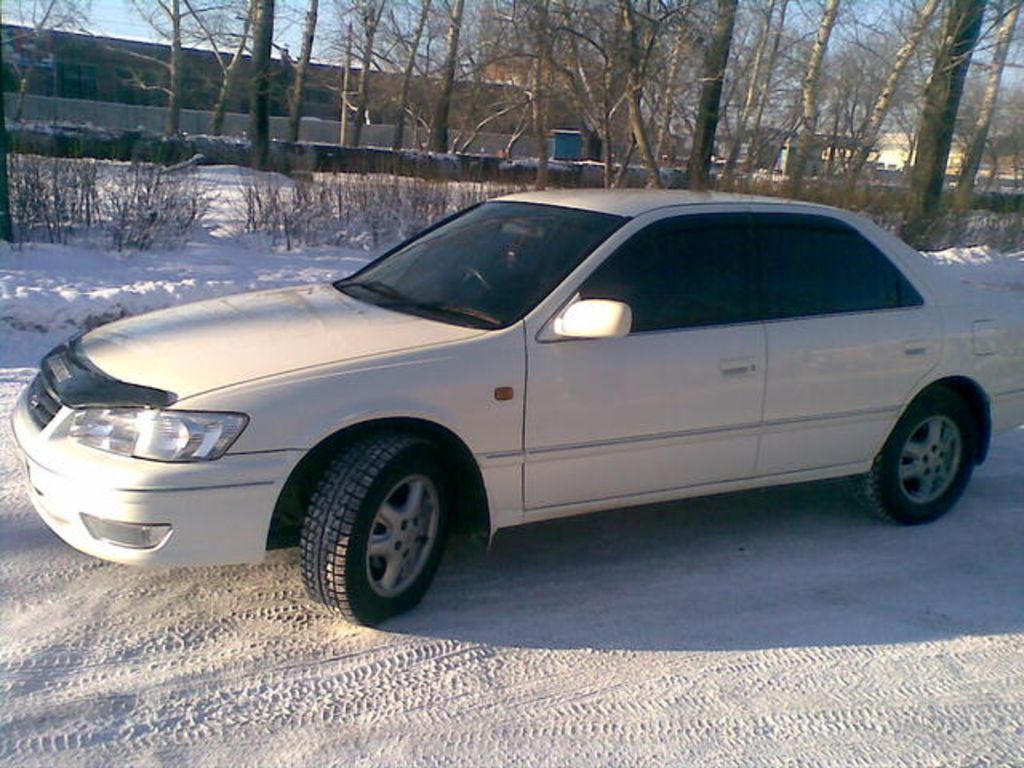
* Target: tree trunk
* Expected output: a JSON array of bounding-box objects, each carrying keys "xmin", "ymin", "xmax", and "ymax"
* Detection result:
[
  {"xmin": 688, "ymin": 0, "xmax": 739, "ymax": 190},
  {"xmin": 953, "ymin": 0, "xmax": 1020, "ymax": 209},
  {"xmin": 250, "ymin": 0, "xmax": 276, "ymax": 169},
  {"xmin": 287, "ymin": 0, "xmax": 319, "ymax": 143},
  {"xmin": 614, "ymin": 139, "xmax": 637, "ymax": 188},
  {"xmin": 429, "ymin": 0, "xmax": 466, "ymax": 153},
  {"xmin": 725, "ymin": 0, "xmax": 778, "ymax": 178},
  {"xmin": 212, "ymin": 9, "xmax": 252, "ymax": 136},
  {"xmin": 787, "ymin": 0, "xmax": 841, "ymax": 196},
  {"xmin": 16, "ymin": 74, "xmax": 30, "ymax": 122},
  {"xmin": 845, "ymin": 0, "xmax": 942, "ymax": 188},
  {"xmin": 602, "ymin": 114, "xmax": 615, "ymax": 188},
  {"xmin": 531, "ymin": 0, "xmax": 551, "ymax": 189},
  {"xmin": 351, "ymin": 1, "xmax": 384, "ymax": 148},
  {"xmin": 339, "ymin": 23, "xmax": 353, "ymax": 146},
  {"xmin": 0, "ymin": 38, "xmax": 13, "ymax": 241},
  {"xmin": 166, "ymin": 0, "xmax": 183, "ymax": 135},
  {"xmin": 619, "ymin": 0, "xmax": 663, "ymax": 189},
  {"xmin": 393, "ymin": 0, "xmax": 432, "ymax": 150},
  {"xmin": 654, "ymin": 32, "xmax": 686, "ymax": 161},
  {"xmin": 904, "ymin": 0, "xmax": 987, "ymax": 243}
]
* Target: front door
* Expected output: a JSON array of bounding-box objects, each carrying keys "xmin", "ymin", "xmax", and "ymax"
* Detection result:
[{"xmin": 523, "ymin": 214, "xmax": 767, "ymax": 514}]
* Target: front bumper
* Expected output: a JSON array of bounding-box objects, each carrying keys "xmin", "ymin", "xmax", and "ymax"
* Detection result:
[{"xmin": 12, "ymin": 386, "xmax": 296, "ymax": 567}]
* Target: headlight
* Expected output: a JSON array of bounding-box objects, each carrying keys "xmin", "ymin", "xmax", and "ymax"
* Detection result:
[{"xmin": 68, "ymin": 409, "xmax": 248, "ymax": 462}]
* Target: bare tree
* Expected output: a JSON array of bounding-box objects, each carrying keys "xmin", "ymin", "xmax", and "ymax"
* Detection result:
[
  {"xmin": 250, "ymin": 0, "xmax": 275, "ymax": 168},
  {"xmin": 287, "ymin": 0, "xmax": 320, "ymax": 142},
  {"xmin": 207, "ymin": 3, "xmax": 253, "ymax": 136},
  {"xmin": 429, "ymin": 0, "xmax": 466, "ymax": 152},
  {"xmin": 392, "ymin": 0, "xmax": 432, "ymax": 150},
  {"xmin": 905, "ymin": 0, "xmax": 987, "ymax": 241},
  {"xmin": 842, "ymin": 0, "xmax": 943, "ymax": 188},
  {"xmin": 177, "ymin": 0, "xmax": 253, "ymax": 135},
  {"xmin": 554, "ymin": 1, "xmax": 629, "ymax": 187},
  {"xmin": 0, "ymin": 35, "xmax": 12, "ymax": 241},
  {"xmin": 618, "ymin": 0, "xmax": 664, "ymax": 188},
  {"xmin": 787, "ymin": 0, "xmax": 842, "ymax": 195},
  {"xmin": 688, "ymin": 0, "xmax": 738, "ymax": 189},
  {"xmin": 724, "ymin": 0, "xmax": 782, "ymax": 178},
  {"xmin": 126, "ymin": 0, "xmax": 186, "ymax": 134},
  {"xmin": 953, "ymin": 0, "xmax": 1022, "ymax": 207},
  {"xmin": 350, "ymin": 0, "xmax": 386, "ymax": 147},
  {"xmin": 743, "ymin": 0, "xmax": 791, "ymax": 172}
]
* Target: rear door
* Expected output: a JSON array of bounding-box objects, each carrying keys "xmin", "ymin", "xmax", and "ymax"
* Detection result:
[{"xmin": 752, "ymin": 212, "xmax": 941, "ymax": 476}]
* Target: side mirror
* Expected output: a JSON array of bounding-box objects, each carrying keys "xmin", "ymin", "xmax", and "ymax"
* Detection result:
[{"xmin": 552, "ymin": 299, "xmax": 632, "ymax": 339}]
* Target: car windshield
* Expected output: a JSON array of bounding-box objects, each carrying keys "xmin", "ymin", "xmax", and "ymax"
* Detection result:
[{"xmin": 335, "ymin": 202, "xmax": 626, "ymax": 329}]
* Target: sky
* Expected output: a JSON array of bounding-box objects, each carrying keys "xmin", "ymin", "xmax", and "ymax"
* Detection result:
[{"xmin": 5, "ymin": 0, "xmax": 314, "ymax": 56}]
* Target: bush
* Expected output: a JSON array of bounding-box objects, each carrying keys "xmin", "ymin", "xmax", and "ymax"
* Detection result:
[
  {"xmin": 8, "ymin": 155, "xmax": 207, "ymax": 250},
  {"xmin": 102, "ymin": 163, "xmax": 208, "ymax": 251},
  {"xmin": 8, "ymin": 154, "xmax": 99, "ymax": 243},
  {"xmin": 237, "ymin": 174, "xmax": 520, "ymax": 250}
]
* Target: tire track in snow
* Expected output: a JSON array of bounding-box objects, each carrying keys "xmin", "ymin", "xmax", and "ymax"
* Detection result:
[{"xmin": 3, "ymin": 375, "xmax": 1024, "ymax": 767}]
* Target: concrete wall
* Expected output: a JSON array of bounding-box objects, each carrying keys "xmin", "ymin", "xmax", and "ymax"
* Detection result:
[{"xmin": 3, "ymin": 93, "xmax": 542, "ymax": 158}]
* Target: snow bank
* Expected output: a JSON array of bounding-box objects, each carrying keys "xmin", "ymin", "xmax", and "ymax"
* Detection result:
[{"xmin": 920, "ymin": 245, "xmax": 1024, "ymax": 292}]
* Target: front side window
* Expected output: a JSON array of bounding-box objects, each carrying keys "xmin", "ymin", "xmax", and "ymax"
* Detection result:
[
  {"xmin": 337, "ymin": 202, "xmax": 625, "ymax": 329},
  {"xmin": 579, "ymin": 215, "xmax": 758, "ymax": 333},
  {"xmin": 756, "ymin": 215, "xmax": 923, "ymax": 320}
]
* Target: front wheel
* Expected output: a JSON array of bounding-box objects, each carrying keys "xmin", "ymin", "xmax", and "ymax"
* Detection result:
[
  {"xmin": 300, "ymin": 433, "xmax": 449, "ymax": 625},
  {"xmin": 862, "ymin": 388, "xmax": 978, "ymax": 525}
]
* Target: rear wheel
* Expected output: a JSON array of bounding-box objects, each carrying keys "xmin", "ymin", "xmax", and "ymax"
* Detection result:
[
  {"xmin": 300, "ymin": 433, "xmax": 449, "ymax": 625},
  {"xmin": 863, "ymin": 388, "xmax": 978, "ymax": 525}
]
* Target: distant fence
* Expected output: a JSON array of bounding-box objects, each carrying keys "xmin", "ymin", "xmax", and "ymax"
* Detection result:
[
  {"xmin": 6, "ymin": 121, "xmax": 677, "ymax": 188},
  {"xmin": 3, "ymin": 93, "xmax": 544, "ymax": 157}
]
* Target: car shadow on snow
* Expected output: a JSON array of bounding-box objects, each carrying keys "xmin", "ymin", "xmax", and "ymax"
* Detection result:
[{"xmin": 388, "ymin": 441, "xmax": 1024, "ymax": 653}]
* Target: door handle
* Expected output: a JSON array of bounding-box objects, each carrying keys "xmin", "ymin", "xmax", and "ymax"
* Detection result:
[
  {"xmin": 903, "ymin": 340, "xmax": 928, "ymax": 357},
  {"xmin": 719, "ymin": 357, "xmax": 756, "ymax": 375}
]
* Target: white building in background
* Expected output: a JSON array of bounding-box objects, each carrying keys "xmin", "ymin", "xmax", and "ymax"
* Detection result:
[{"xmin": 870, "ymin": 132, "xmax": 966, "ymax": 176}]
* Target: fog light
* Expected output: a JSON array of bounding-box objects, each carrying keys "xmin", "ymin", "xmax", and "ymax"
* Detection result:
[{"xmin": 80, "ymin": 514, "xmax": 172, "ymax": 550}]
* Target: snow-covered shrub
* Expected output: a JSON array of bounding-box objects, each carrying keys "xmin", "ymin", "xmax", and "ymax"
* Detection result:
[
  {"xmin": 8, "ymin": 154, "xmax": 99, "ymax": 243},
  {"xmin": 237, "ymin": 173, "xmax": 519, "ymax": 250},
  {"xmin": 102, "ymin": 164, "xmax": 209, "ymax": 252},
  {"xmin": 8, "ymin": 155, "xmax": 208, "ymax": 251}
]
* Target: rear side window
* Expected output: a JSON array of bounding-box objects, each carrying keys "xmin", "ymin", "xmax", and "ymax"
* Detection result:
[
  {"xmin": 579, "ymin": 215, "xmax": 758, "ymax": 333},
  {"xmin": 756, "ymin": 214, "xmax": 922, "ymax": 320}
]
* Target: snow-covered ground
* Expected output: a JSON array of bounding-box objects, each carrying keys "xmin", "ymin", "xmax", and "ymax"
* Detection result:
[{"xmin": 1, "ymin": 176, "xmax": 1023, "ymax": 766}]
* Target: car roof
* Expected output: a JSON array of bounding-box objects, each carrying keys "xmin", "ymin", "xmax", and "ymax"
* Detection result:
[{"xmin": 494, "ymin": 189, "xmax": 836, "ymax": 218}]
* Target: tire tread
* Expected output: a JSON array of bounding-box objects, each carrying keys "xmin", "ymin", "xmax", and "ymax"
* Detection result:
[{"xmin": 299, "ymin": 432, "xmax": 425, "ymax": 623}]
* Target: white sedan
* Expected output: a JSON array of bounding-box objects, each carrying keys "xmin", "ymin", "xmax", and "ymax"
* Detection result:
[{"xmin": 12, "ymin": 191, "xmax": 1024, "ymax": 625}]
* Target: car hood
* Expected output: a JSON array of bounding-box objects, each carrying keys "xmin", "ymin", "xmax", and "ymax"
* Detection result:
[{"xmin": 79, "ymin": 284, "xmax": 484, "ymax": 399}]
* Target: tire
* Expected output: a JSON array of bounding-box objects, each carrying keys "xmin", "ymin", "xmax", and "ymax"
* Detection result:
[
  {"xmin": 300, "ymin": 432, "xmax": 449, "ymax": 625},
  {"xmin": 863, "ymin": 388, "xmax": 978, "ymax": 525}
]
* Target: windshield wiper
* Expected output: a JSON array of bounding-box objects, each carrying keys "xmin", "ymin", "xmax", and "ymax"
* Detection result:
[
  {"xmin": 338, "ymin": 280, "xmax": 501, "ymax": 329},
  {"xmin": 411, "ymin": 301, "xmax": 502, "ymax": 329},
  {"xmin": 336, "ymin": 279, "xmax": 410, "ymax": 302}
]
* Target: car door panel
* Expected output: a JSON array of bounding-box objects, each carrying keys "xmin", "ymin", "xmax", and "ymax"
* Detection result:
[
  {"xmin": 759, "ymin": 309, "xmax": 939, "ymax": 475},
  {"xmin": 525, "ymin": 325, "xmax": 765, "ymax": 510},
  {"xmin": 523, "ymin": 213, "xmax": 767, "ymax": 512},
  {"xmin": 753, "ymin": 214, "xmax": 941, "ymax": 476}
]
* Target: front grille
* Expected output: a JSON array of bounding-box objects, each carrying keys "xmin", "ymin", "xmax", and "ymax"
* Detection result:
[{"xmin": 26, "ymin": 374, "xmax": 62, "ymax": 430}]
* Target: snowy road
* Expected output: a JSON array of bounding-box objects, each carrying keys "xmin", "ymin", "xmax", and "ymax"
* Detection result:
[{"xmin": 2, "ymin": 364, "xmax": 1023, "ymax": 767}]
